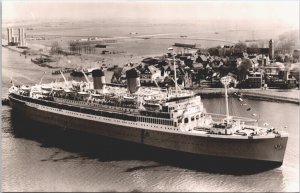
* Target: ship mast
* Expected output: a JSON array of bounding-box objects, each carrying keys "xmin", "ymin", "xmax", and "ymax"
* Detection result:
[
  {"xmin": 168, "ymin": 47, "xmax": 178, "ymax": 96},
  {"xmin": 60, "ymin": 70, "xmax": 68, "ymax": 86},
  {"xmin": 220, "ymin": 76, "xmax": 231, "ymax": 121},
  {"xmin": 39, "ymin": 71, "xmax": 46, "ymax": 85},
  {"xmin": 174, "ymin": 53, "xmax": 178, "ymax": 95},
  {"xmin": 82, "ymin": 69, "xmax": 91, "ymax": 89}
]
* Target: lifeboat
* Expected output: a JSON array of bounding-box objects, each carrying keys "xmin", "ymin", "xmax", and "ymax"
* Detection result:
[
  {"xmin": 78, "ymin": 91, "xmax": 90, "ymax": 97},
  {"xmin": 122, "ymin": 95, "xmax": 137, "ymax": 106},
  {"xmin": 31, "ymin": 87, "xmax": 40, "ymax": 92},
  {"xmin": 108, "ymin": 96, "xmax": 119, "ymax": 101},
  {"xmin": 52, "ymin": 87, "xmax": 63, "ymax": 92},
  {"xmin": 42, "ymin": 90, "xmax": 51, "ymax": 95},
  {"xmin": 123, "ymin": 95, "xmax": 136, "ymax": 101},
  {"xmin": 143, "ymin": 102, "xmax": 162, "ymax": 111},
  {"xmin": 143, "ymin": 96, "xmax": 160, "ymax": 103},
  {"xmin": 106, "ymin": 94, "xmax": 119, "ymax": 101},
  {"xmin": 20, "ymin": 85, "xmax": 31, "ymax": 92},
  {"xmin": 91, "ymin": 93, "xmax": 102, "ymax": 98},
  {"xmin": 63, "ymin": 89, "xmax": 75, "ymax": 94},
  {"xmin": 143, "ymin": 96, "xmax": 151, "ymax": 101},
  {"xmin": 41, "ymin": 85, "xmax": 52, "ymax": 91}
]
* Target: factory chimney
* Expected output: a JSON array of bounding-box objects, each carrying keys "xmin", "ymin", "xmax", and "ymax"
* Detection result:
[
  {"xmin": 269, "ymin": 39, "xmax": 274, "ymax": 60},
  {"xmin": 92, "ymin": 68, "xmax": 106, "ymax": 90},
  {"xmin": 126, "ymin": 68, "xmax": 141, "ymax": 94}
]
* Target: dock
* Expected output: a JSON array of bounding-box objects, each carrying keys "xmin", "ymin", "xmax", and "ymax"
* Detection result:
[{"xmin": 193, "ymin": 88, "xmax": 299, "ymax": 105}]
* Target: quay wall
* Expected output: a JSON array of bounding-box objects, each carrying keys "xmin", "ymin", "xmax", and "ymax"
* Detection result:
[{"xmin": 194, "ymin": 88, "xmax": 299, "ymax": 105}]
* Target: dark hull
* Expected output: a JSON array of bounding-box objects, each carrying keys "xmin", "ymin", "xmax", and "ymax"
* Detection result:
[{"xmin": 9, "ymin": 96, "xmax": 288, "ymax": 164}]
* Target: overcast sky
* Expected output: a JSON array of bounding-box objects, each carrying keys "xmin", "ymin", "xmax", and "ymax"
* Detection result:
[{"xmin": 2, "ymin": 0, "xmax": 299, "ymax": 28}]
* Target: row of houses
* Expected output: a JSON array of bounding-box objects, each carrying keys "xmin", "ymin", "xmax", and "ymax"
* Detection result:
[
  {"xmin": 111, "ymin": 42, "xmax": 298, "ymax": 89},
  {"xmin": 111, "ymin": 60, "xmax": 194, "ymax": 89}
]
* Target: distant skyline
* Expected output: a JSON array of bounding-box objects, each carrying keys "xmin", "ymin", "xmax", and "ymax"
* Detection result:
[{"xmin": 2, "ymin": 0, "xmax": 299, "ymax": 29}]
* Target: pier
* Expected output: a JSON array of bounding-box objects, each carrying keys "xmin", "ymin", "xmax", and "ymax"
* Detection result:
[{"xmin": 194, "ymin": 88, "xmax": 300, "ymax": 104}]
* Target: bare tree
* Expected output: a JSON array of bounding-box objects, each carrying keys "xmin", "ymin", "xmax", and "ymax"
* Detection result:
[
  {"xmin": 50, "ymin": 41, "xmax": 63, "ymax": 55},
  {"xmin": 69, "ymin": 41, "xmax": 80, "ymax": 53}
]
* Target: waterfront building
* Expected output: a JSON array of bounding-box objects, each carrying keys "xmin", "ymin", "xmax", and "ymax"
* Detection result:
[
  {"xmin": 263, "ymin": 62, "xmax": 298, "ymax": 88},
  {"xmin": 245, "ymin": 72, "xmax": 263, "ymax": 88}
]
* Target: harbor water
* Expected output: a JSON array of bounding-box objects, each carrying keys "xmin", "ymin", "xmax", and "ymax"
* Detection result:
[{"xmin": 2, "ymin": 48, "xmax": 299, "ymax": 192}]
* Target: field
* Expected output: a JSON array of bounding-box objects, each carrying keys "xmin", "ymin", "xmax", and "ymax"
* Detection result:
[{"xmin": 2, "ymin": 19, "xmax": 298, "ymax": 70}]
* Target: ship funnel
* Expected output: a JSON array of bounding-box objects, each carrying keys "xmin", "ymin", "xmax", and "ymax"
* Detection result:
[
  {"xmin": 126, "ymin": 68, "xmax": 141, "ymax": 94},
  {"xmin": 92, "ymin": 68, "xmax": 106, "ymax": 90}
]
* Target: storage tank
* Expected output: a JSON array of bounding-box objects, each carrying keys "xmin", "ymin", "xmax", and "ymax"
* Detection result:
[
  {"xmin": 18, "ymin": 28, "xmax": 26, "ymax": 47},
  {"xmin": 92, "ymin": 68, "xmax": 106, "ymax": 89},
  {"xmin": 7, "ymin": 28, "xmax": 11, "ymax": 45},
  {"xmin": 126, "ymin": 68, "xmax": 141, "ymax": 93}
]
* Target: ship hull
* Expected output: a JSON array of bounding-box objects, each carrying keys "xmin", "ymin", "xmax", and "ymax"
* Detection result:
[{"xmin": 9, "ymin": 96, "xmax": 288, "ymax": 164}]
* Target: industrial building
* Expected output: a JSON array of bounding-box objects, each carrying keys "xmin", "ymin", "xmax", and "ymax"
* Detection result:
[
  {"xmin": 6, "ymin": 28, "xmax": 26, "ymax": 47},
  {"xmin": 18, "ymin": 28, "xmax": 26, "ymax": 47},
  {"xmin": 263, "ymin": 63, "xmax": 298, "ymax": 88}
]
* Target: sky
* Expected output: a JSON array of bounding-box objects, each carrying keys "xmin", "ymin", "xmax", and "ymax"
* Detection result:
[{"xmin": 2, "ymin": 0, "xmax": 299, "ymax": 28}]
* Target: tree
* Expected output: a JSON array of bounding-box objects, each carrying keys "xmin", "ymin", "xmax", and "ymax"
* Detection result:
[
  {"xmin": 249, "ymin": 43, "xmax": 259, "ymax": 48},
  {"xmin": 284, "ymin": 55, "xmax": 293, "ymax": 63},
  {"xmin": 233, "ymin": 42, "xmax": 247, "ymax": 53},
  {"xmin": 237, "ymin": 58, "xmax": 252, "ymax": 81},
  {"xmin": 50, "ymin": 41, "xmax": 63, "ymax": 55},
  {"xmin": 293, "ymin": 50, "xmax": 300, "ymax": 63},
  {"xmin": 247, "ymin": 43, "xmax": 259, "ymax": 55},
  {"xmin": 275, "ymin": 54, "xmax": 284, "ymax": 62},
  {"xmin": 208, "ymin": 47, "xmax": 219, "ymax": 56}
]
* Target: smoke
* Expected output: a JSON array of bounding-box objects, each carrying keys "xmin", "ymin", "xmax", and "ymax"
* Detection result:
[{"xmin": 275, "ymin": 30, "xmax": 300, "ymax": 53}]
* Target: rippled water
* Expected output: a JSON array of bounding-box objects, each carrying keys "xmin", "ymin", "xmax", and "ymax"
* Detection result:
[{"xmin": 2, "ymin": 48, "xmax": 299, "ymax": 192}]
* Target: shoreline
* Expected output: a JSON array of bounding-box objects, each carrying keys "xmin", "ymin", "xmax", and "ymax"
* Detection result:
[
  {"xmin": 195, "ymin": 88, "xmax": 299, "ymax": 105},
  {"xmin": 2, "ymin": 45, "xmax": 26, "ymax": 54},
  {"xmin": 3, "ymin": 46, "xmax": 299, "ymax": 105}
]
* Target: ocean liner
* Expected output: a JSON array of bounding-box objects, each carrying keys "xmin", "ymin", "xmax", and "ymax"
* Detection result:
[{"xmin": 8, "ymin": 66, "xmax": 288, "ymax": 165}]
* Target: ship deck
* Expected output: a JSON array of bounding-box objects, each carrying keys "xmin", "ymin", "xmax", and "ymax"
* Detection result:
[{"xmin": 9, "ymin": 93, "xmax": 288, "ymax": 140}]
